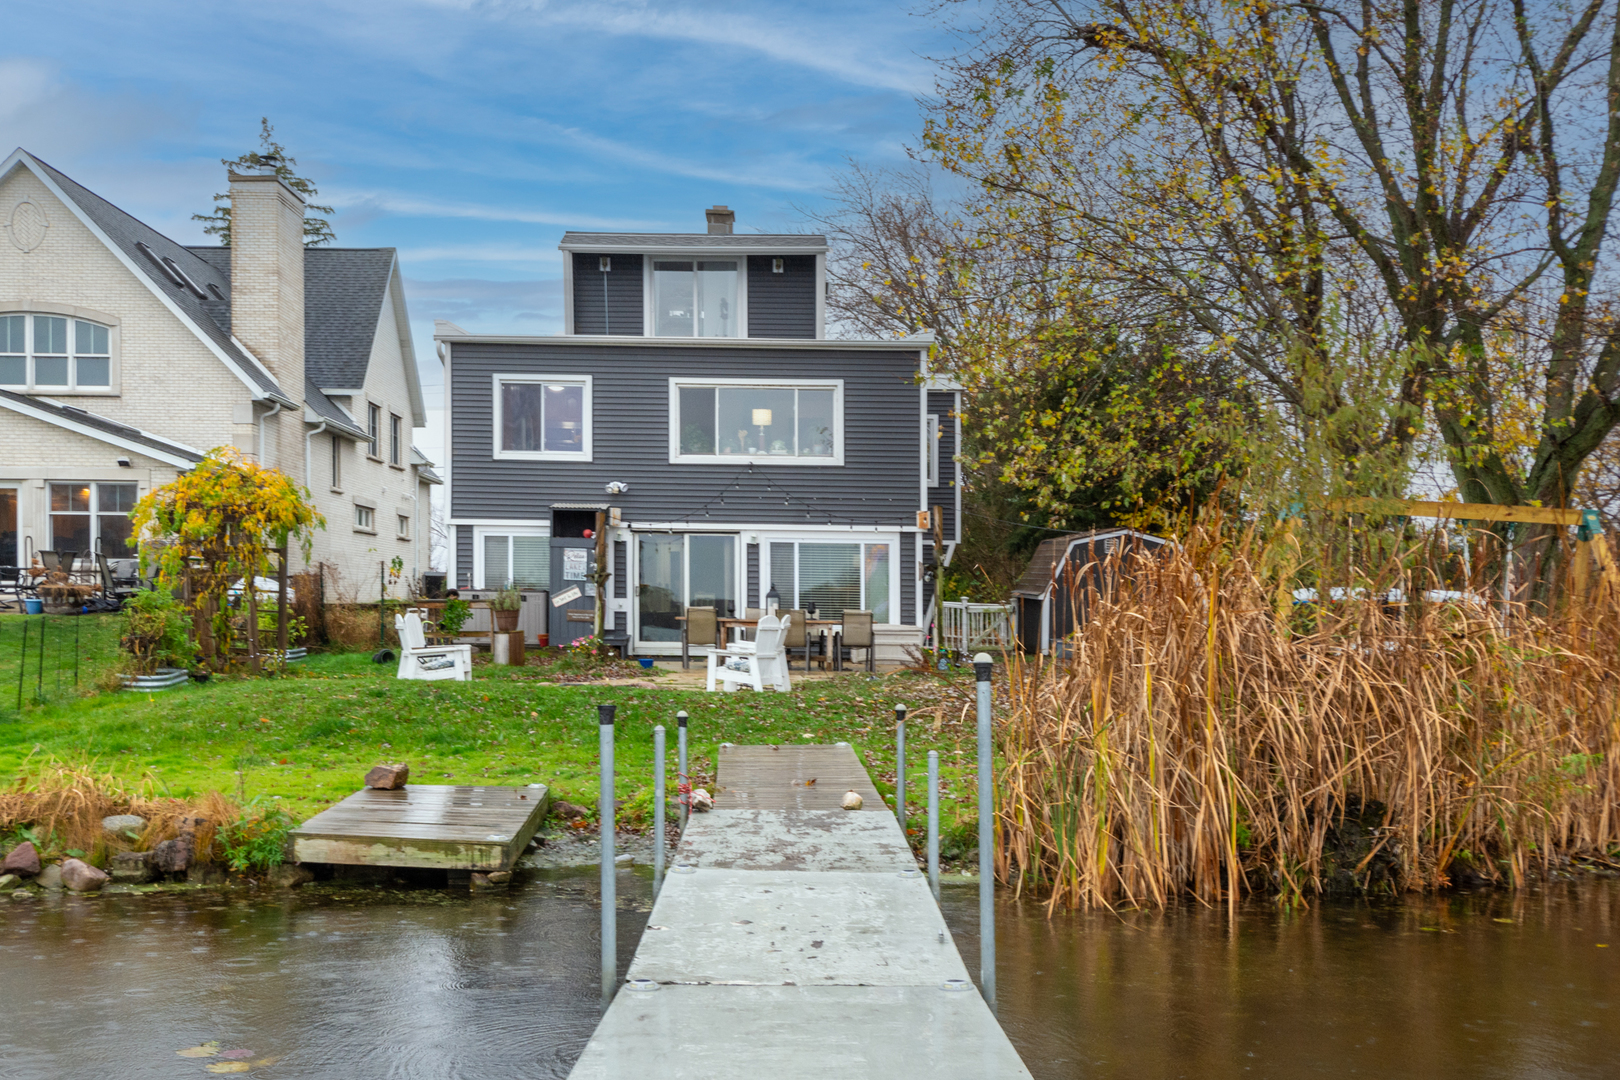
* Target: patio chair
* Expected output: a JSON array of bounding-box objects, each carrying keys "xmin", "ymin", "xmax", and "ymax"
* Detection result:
[
  {"xmin": 833, "ymin": 610, "xmax": 876, "ymax": 673},
  {"xmin": 96, "ymin": 554, "xmax": 140, "ymax": 603},
  {"xmin": 781, "ymin": 609, "xmax": 824, "ymax": 671},
  {"xmin": 394, "ymin": 611, "xmax": 473, "ymax": 682},
  {"xmin": 681, "ymin": 606, "xmax": 719, "ymax": 670},
  {"xmin": 707, "ymin": 614, "xmax": 791, "ymax": 693},
  {"xmin": 39, "ymin": 550, "xmax": 73, "ymax": 577},
  {"xmin": 0, "ymin": 566, "xmax": 33, "ymax": 609}
]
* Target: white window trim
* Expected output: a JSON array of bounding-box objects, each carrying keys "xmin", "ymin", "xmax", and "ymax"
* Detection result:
[
  {"xmin": 492, "ymin": 374, "xmax": 594, "ymax": 462},
  {"xmin": 396, "ymin": 513, "xmax": 411, "ymax": 540},
  {"xmin": 643, "ymin": 255, "xmax": 749, "ymax": 339},
  {"xmin": 926, "ymin": 414, "xmax": 940, "ymax": 487},
  {"xmin": 667, "ymin": 376, "xmax": 844, "ymax": 466},
  {"xmin": 0, "ymin": 308, "xmax": 121, "ymax": 395},
  {"xmin": 354, "ymin": 503, "xmax": 376, "ymax": 534},
  {"xmin": 46, "ymin": 480, "xmax": 140, "ymax": 557},
  {"xmin": 761, "ymin": 532, "xmax": 901, "ymax": 624},
  {"xmin": 365, "ymin": 402, "xmax": 382, "ymax": 460},
  {"xmin": 472, "ymin": 524, "xmax": 551, "ymax": 589},
  {"xmin": 389, "ymin": 412, "xmax": 403, "ymax": 467}
]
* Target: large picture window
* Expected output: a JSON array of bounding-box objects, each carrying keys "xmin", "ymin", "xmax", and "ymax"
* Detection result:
[
  {"xmin": 48, "ymin": 482, "xmax": 137, "ymax": 559},
  {"xmin": 0, "ymin": 314, "xmax": 113, "ymax": 392},
  {"xmin": 652, "ymin": 260, "xmax": 739, "ymax": 337},
  {"xmin": 767, "ymin": 539, "xmax": 892, "ymax": 623},
  {"xmin": 494, "ymin": 375, "xmax": 592, "ymax": 460},
  {"xmin": 670, "ymin": 379, "xmax": 841, "ymax": 465},
  {"xmin": 476, "ymin": 529, "xmax": 551, "ymax": 589}
]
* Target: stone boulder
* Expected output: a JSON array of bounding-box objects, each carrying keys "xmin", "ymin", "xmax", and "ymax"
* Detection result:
[
  {"xmin": 841, "ymin": 790, "xmax": 864, "ymax": 810},
  {"xmin": 470, "ymin": 870, "xmax": 512, "ymax": 890},
  {"xmin": 110, "ymin": 850, "xmax": 154, "ymax": 884},
  {"xmin": 2, "ymin": 841, "xmax": 41, "ymax": 876},
  {"xmin": 365, "ymin": 763, "xmax": 410, "ymax": 790},
  {"xmin": 0, "ymin": 874, "xmax": 17, "ymax": 891},
  {"xmin": 36, "ymin": 863, "xmax": 62, "ymax": 890},
  {"xmin": 150, "ymin": 836, "xmax": 192, "ymax": 875},
  {"xmin": 270, "ymin": 864, "xmax": 314, "ymax": 889},
  {"xmin": 551, "ymin": 800, "xmax": 588, "ymax": 820},
  {"xmin": 102, "ymin": 814, "xmax": 147, "ymax": 835},
  {"xmin": 60, "ymin": 858, "xmax": 108, "ymax": 893}
]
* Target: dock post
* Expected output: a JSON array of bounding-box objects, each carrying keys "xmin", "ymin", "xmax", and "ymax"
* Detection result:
[
  {"xmin": 973, "ymin": 652, "xmax": 995, "ymax": 1011},
  {"xmin": 653, "ymin": 724, "xmax": 666, "ymax": 896},
  {"xmin": 677, "ymin": 710, "xmax": 689, "ymax": 829},
  {"xmin": 598, "ymin": 704, "xmax": 617, "ymax": 1005},
  {"xmin": 927, "ymin": 749, "xmax": 940, "ymax": 901},
  {"xmin": 894, "ymin": 704, "xmax": 907, "ymax": 833}
]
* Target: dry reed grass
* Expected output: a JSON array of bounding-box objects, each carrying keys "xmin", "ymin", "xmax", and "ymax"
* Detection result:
[
  {"xmin": 998, "ymin": 520, "xmax": 1620, "ymax": 912},
  {"xmin": 0, "ymin": 761, "xmax": 233, "ymax": 865}
]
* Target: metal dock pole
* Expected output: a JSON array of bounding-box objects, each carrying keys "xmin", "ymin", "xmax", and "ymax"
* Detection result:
[
  {"xmin": 677, "ymin": 710, "xmax": 689, "ymax": 829},
  {"xmin": 598, "ymin": 704, "xmax": 616, "ymax": 1005},
  {"xmin": 973, "ymin": 651, "xmax": 995, "ymax": 1011},
  {"xmin": 927, "ymin": 749, "xmax": 940, "ymax": 900},
  {"xmin": 653, "ymin": 724, "xmax": 666, "ymax": 896},
  {"xmin": 894, "ymin": 704, "xmax": 907, "ymax": 833}
]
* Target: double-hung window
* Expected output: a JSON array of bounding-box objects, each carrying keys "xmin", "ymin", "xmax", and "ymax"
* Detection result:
[
  {"xmin": 49, "ymin": 482, "xmax": 138, "ymax": 559},
  {"xmin": 670, "ymin": 379, "xmax": 841, "ymax": 465},
  {"xmin": 366, "ymin": 404, "xmax": 381, "ymax": 459},
  {"xmin": 652, "ymin": 260, "xmax": 739, "ymax": 337},
  {"xmin": 494, "ymin": 375, "xmax": 592, "ymax": 460},
  {"xmin": 767, "ymin": 539, "xmax": 892, "ymax": 623},
  {"xmin": 476, "ymin": 529, "xmax": 550, "ymax": 589},
  {"xmin": 389, "ymin": 414, "xmax": 402, "ymax": 466},
  {"xmin": 1, "ymin": 314, "xmax": 112, "ymax": 392}
]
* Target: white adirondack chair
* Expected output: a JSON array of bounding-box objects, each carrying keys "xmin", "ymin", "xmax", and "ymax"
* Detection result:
[
  {"xmin": 707, "ymin": 614, "xmax": 791, "ymax": 693},
  {"xmin": 394, "ymin": 611, "xmax": 473, "ymax": 682}
]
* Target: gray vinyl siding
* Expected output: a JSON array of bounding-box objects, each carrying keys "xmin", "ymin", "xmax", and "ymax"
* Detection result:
[
  {"xmin": 746, "ymin": 256, "xmax": 817, "ymax": 339},
  {"xmin": 449, "ymin": 340, "xmax": 924, "ymax": 525},
  {"xmin": 927, "ymin": 390, "xmax": 959, "ymax": 542},
  {"xmin": 900, "ymin": 532, "xmax": 916, "ymax": 625},
  {"xmin": 455, "ymin": 526, "xmax": 473, "ymax": 590},
  {"xmin": 746, "ymin": 543, "xmax": 760, "ymax": 609},
  {"xmin": 572, "ymin": 253, "xmax": 644, "ymax": 335}
]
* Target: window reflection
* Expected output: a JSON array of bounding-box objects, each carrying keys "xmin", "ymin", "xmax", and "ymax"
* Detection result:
[
  {"xmin": 500, "ymin": 380, "xmax": 586, "ymax": 455},
  {"xmin": 677, "ymin": 384, "xmax": 836, "ymax": 459},
  {"xmin": 653, "ymin": 261, "xmax": 738, "ymax": 338}
]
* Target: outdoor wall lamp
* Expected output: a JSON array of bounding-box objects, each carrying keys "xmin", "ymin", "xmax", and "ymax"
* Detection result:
[{"xmin": 605, "ymin": 481, "xmax": 629, "ymax": 495}]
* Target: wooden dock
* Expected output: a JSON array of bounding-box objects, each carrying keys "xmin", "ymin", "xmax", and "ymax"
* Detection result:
[
  {"xmin": 288, "ymin": 783, "xmax": 549, "ymax": 870},
  {"xmin": 568, "ymin": 745, "xmax": 1032, "ymax": 1078}
]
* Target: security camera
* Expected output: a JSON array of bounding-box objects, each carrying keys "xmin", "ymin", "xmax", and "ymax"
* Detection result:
[
  {"xmin": 116, "ymin": 456, "xmax": 132, "ymax": 467},
  {"xmin": 604, "ymin": 481, "xmax": 629, "ymax": 495}
]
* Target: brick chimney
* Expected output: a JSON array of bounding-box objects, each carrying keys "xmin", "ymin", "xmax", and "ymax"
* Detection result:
[
  {"xmin": 705, "ymin": 205, "xmax": 735, "ymax": 235},
  {"xmin": 228, "ymin": 162, "xmax": 305, "ymax": 408}
]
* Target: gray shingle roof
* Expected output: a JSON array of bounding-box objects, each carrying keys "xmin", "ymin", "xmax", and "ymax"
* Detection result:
[
  {"xmin": 303, "ymin": 248, "xmax": 396, "ymax": 389},
  {"xmin": 28, "ymin": 155, "xmax": 292, "ymax": 404},
  {"xmin": 559, "ymin": 231, "xmax": 827, "ymax": 252},
  {"xmin": 0, "ymin": 389, "xmax": 205, "ymax": 465},
  {"xmin": 303, "ymin": 376, "xmax": 367, "ymax": 438}
]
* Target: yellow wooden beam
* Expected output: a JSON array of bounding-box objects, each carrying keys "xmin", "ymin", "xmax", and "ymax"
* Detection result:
[{"xmin": 1328, "ymin": 497, "xmax": 1585, "ymax": 527}]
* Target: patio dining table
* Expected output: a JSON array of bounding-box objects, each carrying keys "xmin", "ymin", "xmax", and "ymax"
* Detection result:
[{"xmin": 715, "ymin": 615, "xmax": 843, "ymax": 669}]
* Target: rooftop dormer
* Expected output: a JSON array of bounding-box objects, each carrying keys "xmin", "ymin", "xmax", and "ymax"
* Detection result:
[{"xmin": 558, "ymin": 207, "xmax": 827, "ymax": 339}]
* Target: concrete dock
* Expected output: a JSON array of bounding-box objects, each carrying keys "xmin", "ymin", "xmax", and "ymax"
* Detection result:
[{"xmin": 567, "ymin": 745, "xmax": 1032, "ymax": 1078}]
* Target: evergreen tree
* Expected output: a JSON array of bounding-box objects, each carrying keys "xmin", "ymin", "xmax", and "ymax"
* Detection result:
[{"xmin": 193, "ymin": 118, "xmax": 336, "ymax": 246}]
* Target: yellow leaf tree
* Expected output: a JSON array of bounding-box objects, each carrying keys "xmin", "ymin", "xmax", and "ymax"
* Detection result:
[{"xmin": 131, "ymin": 447, "xmax": 324, "ymax": 671}]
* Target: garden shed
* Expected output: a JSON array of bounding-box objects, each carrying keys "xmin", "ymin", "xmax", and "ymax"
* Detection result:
[{"xmin": 1011, "ymin": 528, "xmax": 1172, "ymax": 654}]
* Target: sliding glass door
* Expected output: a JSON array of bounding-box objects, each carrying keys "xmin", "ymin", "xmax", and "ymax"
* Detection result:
[
  {"xmin": 767, "ymin": 539, "xmax": 892, "ymax": 622},
  {"xmin": 0, "ymin": 489, "xmax": 16, "ymax": 568},
  {"xmin": 637, "ymin": 534, "xmax": 738, "ymax": 646}
]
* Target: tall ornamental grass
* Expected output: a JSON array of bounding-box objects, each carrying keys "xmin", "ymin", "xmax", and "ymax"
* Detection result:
[{"xmin": 998, "ymin": 524, "xmax": 1620, "ymax": 911}]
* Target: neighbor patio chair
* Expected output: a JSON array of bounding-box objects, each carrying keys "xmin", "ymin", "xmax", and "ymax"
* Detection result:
[
  {"xmin": 394, "ymin": 611, "xmax": 473, "ymax": 682},
  {"xmin": 833, "ymin": 610, "xmax": 876, "ymax": 673},
  {"xmin": 681, "ymin": 606, "xmax": 719, "ymax": 670},
  {"xmin": 707, "ymin": 614, "xmax": 790, "ymax": 693},
  {"xmin": 781, "ymin": 609, "xmax": 824, "ymax": 671},
  {"xmin": 96, "ymin": 554, "xmax": 140, "ymax": 603}
]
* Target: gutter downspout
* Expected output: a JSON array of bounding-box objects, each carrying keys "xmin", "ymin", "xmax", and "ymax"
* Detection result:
[
  {"xmin": 305, "ymin": 420, "xmax": 328, "ymax": 489},
  {"xmin": 257, "ymin": 399, "xmax": 284, "ymax": 466}
]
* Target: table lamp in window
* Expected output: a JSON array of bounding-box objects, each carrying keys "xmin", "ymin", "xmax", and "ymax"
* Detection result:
[{"xmin": 752, "ymin": 408, "xmax": 772, "ymax": 455}]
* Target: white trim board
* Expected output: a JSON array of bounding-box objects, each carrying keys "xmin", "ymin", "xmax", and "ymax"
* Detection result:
[{"xmin": 0, "ymin": 394, "xmax": 202, "ymax": 469}]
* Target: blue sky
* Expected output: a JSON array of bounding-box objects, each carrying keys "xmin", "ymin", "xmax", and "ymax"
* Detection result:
[{"xmin": 1, "ymin": 0, "xmax": 956, "ymax": 463}]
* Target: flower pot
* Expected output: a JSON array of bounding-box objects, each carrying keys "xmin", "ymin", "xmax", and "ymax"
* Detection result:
[
  {"xmin": 24, "ymin": 598, "xmax": 43, "ymax": 615},
  {"xmin": 493, "ymin": 607, "xmax": 520, "ymax": 632}
]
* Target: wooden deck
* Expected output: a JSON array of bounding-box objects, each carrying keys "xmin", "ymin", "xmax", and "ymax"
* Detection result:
[
  {"xmin": 712, "ymin": 743, "xmax": 885, "ymax": 812},
  {"xmin": 289, "ymin": 784, "xmax": 550, "ymax": 870}
]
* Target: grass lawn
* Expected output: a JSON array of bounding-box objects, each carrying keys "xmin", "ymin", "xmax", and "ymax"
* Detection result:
[{"xmin": 0, "ymin": 613, "xmax": 987, "ymax": 851}]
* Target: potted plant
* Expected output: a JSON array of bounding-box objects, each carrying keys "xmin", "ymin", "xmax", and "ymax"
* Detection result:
[
  {"xmin": 437, "ymin": 596, "xmax": 473, "ymax": 637},
  {"xmin": 490, "ymin": 584, "xmax": 522, "ymax": 632}
]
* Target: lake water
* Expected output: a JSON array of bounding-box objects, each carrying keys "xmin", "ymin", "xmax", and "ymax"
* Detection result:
[{"xmin": 1, "ymin": 871, "xmax": 1614, "ymax": 1078}]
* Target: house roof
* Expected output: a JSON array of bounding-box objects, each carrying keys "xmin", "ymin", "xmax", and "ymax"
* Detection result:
[
  {"xmin": 0, "ymin": 389, "xmax": 205, "ymax": 468},
  {"xmin": 411, "ymin": 446, "xmax": 442, "ymax": 485},
  {"xmin": 302, "ymin": 376, "xmax": 368, "ymax": 440},
  {"xmin": 558, "ymin": 231, "xmax": 828, "ymax": 254},
  {"xmin": 1010, "ymin": 528, "xmax": 1170, "ymax": 599},
  {"xmin": 14, "ymin": 152, "xmax": 297, "ymax": 407}
]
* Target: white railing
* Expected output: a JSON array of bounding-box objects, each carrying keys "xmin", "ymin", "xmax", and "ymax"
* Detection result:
[{"xmin": 939, "ymin": 598, "xmax": 1015, "ymax": 655}]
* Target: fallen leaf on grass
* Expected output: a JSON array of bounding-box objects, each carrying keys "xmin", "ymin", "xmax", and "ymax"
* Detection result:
[{"xmin": 177, "ymin": 1043, "xmax": 220, "ymax": 1058}]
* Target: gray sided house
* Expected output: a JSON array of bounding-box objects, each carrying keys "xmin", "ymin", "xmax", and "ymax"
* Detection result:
[
  {"xmin": 1011, "ymin": 528, "xmax": 1172, "ymax": 654},
  {"xmin": 439, "ymin": 206, "xmax": 962, "ymax": 656}
]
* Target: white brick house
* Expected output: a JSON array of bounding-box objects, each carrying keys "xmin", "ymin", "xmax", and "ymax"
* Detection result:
[{"xmin": 0, "ymin": 149, "xmax": 438, "ymax": 600}]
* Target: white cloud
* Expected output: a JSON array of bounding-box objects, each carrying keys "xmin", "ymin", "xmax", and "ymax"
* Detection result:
[{"xmin": 323, "ymin": 189, "xmax": 666, "ymax": 229}]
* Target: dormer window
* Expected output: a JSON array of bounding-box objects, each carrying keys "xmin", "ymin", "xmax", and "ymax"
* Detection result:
[{"xmin": 653, "ymin": 260, "xmax": 739, "ymax": 337}]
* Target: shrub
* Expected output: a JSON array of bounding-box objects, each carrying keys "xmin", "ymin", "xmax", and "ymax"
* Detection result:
[
  {"xmin": 490, "ymin": 584, "xmax": 522, "ymax": 611},
  {"xmin": 120, "ymin": 588, "xmax": 191, "ymax": 674},
  {"xmin": 220, "ymin": 802, "xmax": 295, "ymax": 872}
]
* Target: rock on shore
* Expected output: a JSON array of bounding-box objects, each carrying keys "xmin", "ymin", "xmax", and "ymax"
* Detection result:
[{"xmin": 2, "ymin": 841, "xmax": 41, "ymax": 876}]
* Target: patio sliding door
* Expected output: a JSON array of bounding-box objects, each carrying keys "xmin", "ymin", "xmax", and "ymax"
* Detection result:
[
  {"xmin": 0, "ymin": 489, "xmax": 16, "ymax": 568},
  {"xmin": 636, "ymin": 533, "xmax": 738, "ymax": 646},
  {"xmin": 767, "ymin": 539, "xmax": 893, "ymax": 622}
]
